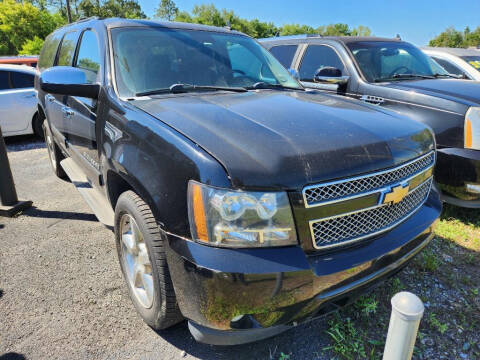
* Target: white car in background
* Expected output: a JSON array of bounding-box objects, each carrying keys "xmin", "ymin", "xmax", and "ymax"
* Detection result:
[
  {"xmin": 422, "ymin": 47, "xmax": 480, "ymax": 81},
  {"xmin": 0, "ymin": 64, "xmax": 43, "ymax": 138}
]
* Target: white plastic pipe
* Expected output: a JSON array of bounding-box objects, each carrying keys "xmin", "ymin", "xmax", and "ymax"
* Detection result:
[{"xmin": 383, "ymin": 292, "xmax": 424, "ymax": 360}]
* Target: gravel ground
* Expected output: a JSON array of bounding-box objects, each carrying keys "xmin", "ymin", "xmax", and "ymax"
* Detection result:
[
  {"xmin": 0, "ymin": 136, "xmax": 331, "ymax": 360},
  {"xmin": 1, "ymin": 135, "xmax": 478, "ymax": 360}
]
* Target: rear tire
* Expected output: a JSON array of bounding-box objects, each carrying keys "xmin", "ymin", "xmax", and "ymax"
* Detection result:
[
  {"xmin": 43, "ymin": 122, "xmax": 67, "ymax": 180},
  {"xmin": 33, "ymin": 112, "xmax": 45, "ymax": 139},
  {"xmin": 114, "ymin": 190, "xmax": 183, "ymax": 330}
]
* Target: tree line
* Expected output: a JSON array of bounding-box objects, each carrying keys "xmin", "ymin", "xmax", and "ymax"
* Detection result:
[{"xmin": 0, "ymin": 0, "xmax": 478, "ymax": 56}]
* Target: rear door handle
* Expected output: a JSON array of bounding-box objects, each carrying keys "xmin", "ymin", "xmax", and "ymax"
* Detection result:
[
  {"xmin": 62, "ymin": 106, "xmax": 74, "ymax": 118},
  {"xmin": 46, "ymin": 94, "xmax": 55, "ymax": 103}
]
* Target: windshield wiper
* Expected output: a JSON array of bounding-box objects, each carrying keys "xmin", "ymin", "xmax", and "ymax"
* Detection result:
[
  {"xmin": 374, "ymin": 74, "xmax": 435, "ymax": 82},
  {"xmin": 136, "ymin": 83, "xmax": 248, "ymax": 97},
  {"xmin": 247, "ymin": 82, "xmax": 304, "ymax": 91},
  {"xmin": 433, "ymin": 73, "xmax": 462, "ymax": 79}
]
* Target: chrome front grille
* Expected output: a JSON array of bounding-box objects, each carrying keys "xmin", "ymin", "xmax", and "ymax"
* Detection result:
[
  {"xmin": 310, "ymin": 178, "xmax": 432, "ymax": 249},
  {"xmin": 303, "ymin": 151, "xmax": 435, "ymax": 207}
]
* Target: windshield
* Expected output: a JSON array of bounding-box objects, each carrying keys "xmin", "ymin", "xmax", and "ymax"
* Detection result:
[
  {"xmin": 346, "ymin": 41, "xmax": 448, "ymax": 82},
  {"xmin": 461, "ymin": 56, "xmax": 480, "ymax": 73},
  {"xmin": 111, "ymin": 27, "xmax": 302, "ymax": 97}
]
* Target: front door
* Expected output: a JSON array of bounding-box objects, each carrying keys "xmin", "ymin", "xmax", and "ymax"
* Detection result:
[{"xmin": 64, "ymin": 29, "xmax": 103, "ymax": 188}]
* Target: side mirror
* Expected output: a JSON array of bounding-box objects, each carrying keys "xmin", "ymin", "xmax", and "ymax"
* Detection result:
[
  {"xmin": 314, "ymin": 66, "xmax": 350, "ymax": 85},
  {"xmin": 288, "ymin": 68, "xmax": 300, "ymax": 80},
  {"xmin": 40, "ymin": 66, "xmax": 100, "ymax": 99}
]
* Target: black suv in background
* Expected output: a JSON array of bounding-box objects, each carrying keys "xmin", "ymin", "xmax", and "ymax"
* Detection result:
[
  {"xmin": 262, "ymin": 36, "xmax": 480, "ymax": 208},
  {"xmin": 36, "ymin": 19, "xmax": 440, "ymax": 345}
]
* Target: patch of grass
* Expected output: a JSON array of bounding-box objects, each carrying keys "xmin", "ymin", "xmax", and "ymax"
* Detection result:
[
  {"xmin": 355, "ymin": 295, "xmax": 378, "ymax": 315},
  {"xmin": 428, "ymin": 313, "xmax": 448, "ymax": 334},
  {"xmin": 418, "ymin": 248, "xmax": 440, "ymax": 272},
  {"xmin": 324, "ymin": 316, "xmax": 367, "ymax": 360}
]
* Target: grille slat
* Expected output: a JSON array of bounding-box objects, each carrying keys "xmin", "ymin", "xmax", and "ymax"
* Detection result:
[
  {"xmin": 303, "ymin": 152, "xmax": 435, "ymax": 207},
  {"xmin": 310, "ymin": 179, "xmax": 432, "ymax": 249}
]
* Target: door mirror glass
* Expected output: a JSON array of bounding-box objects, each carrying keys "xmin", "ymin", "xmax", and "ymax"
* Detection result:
[
  {"xmin": 40, "ymin": 66, "xmax": 99, "ymax": 99},
  {"xmin": 314, "ymin": 66, "xmax": 349, "ymax": 85}
]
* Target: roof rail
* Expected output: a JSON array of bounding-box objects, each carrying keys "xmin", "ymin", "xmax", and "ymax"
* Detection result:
[
  {"xmin": 259, "ymin": 34, "xmax": 322, "ymax": 41},
  {"xmin": 58, "ymin": 16, "xmax": 99, "ymax": 29}
]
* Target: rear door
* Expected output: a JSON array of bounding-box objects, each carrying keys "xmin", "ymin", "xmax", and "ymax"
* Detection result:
[{"xmin": 64, "ymin": 29, "xmax": 103, "ymax": 187}]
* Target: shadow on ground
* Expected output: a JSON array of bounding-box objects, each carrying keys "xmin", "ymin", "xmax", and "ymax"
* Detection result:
[
  {"xmin": 22, "ymin": 206, "xmax": 98, "ymax": 223},
  {"xmin": 4, "ymin": 135, "xmax": 44, "ymax": 152},
  {"xmin": 0, "ymin": 353, "xmax": 26, "ymax": 360}
]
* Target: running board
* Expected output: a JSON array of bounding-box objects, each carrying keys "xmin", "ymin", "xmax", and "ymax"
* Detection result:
[{"xmin": 60, "ymin": 158, "xmax": 114, "ymax": 227}]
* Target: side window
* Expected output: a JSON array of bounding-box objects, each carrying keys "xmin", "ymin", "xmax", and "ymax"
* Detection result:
[
  {"xmin": 269, "ymin": 45, "xmax": 297, "ymax": 68},
  {"xmin": 75, "ymin": 30, "xmax": 101, "ymax": 84},
  {"xmin": 11, "ymin": 72, "xmax": 34, "ymax": 89},
  {"xmin": 0, "ymin": 71, "xmax": 10, "ymax": 90},
  {"xmin": 432, "ymin": 57, "xmax": 467, "ymax": 77},
  {"xmin": 38, "ymin": 32, "xmax": 62, "ymax": 71},
  {"xmin": 57, "ymin": 31, "xmax": 78, "ymax": 66},
  {"xmin": 299, "ymin": 45, "xmax": 345, "ymax": 81}
]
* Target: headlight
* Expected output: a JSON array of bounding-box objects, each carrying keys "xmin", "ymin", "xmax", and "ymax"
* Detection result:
[
  {"xmin": 187, "ymin": 181, "xmax": 297, "ymax": 248},
  {"xmin": 465, "ymin": 107, "xmax": 480, "ymax": 150}
]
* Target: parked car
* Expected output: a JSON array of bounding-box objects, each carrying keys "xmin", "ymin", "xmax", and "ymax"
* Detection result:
[
  {"xmin": 36, "ymin": 18, "xmax": 440, "ymax": 345},
  {"xmin": 0, "ymin": 55, "xmax": 38, "ymax": 68},
  {"xmin": 261, "ymin": 36, "xmax": 480, "ymax": 208},
  {"xmin": 0, "ymin": 64, "xmax": 43, "ymax": 137},
  {"xmin": 422, "ymin": 47, "xmax": 480, "ymax": 81}
]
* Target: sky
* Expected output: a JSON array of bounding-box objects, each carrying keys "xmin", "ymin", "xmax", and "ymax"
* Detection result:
[{"xmin": 138, "ymin": 0, "xmax": 480, "ymax": 46}]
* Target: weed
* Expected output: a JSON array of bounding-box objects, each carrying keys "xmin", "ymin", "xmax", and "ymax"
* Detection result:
[
  {"xmin": 324, "ymin": 316, "xmax": 367, "ymax": 359},
  {"xmin": 428, "ymin": 313, "xmax": 448, "ymax": 334},
  {"xmin": 355, "ymin": 295, "xmax": 378, "ymax": 315},
  {"xmin": 419, "ymin": 248, "xmax": 440, "ymax": 272},
  {"xmin": 278, "ymin": 353, "xmax": 290, "ymax": 360}
]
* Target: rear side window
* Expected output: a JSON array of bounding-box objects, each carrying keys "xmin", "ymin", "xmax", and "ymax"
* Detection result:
[
  {"xmin": 269, "ymin": 45, "xmax": 297, "ymax": 68},
  {"xmin": 432, "ymin": 57, "xmax": 467, "ymax": 77},
  {"xmin": 57, "ymin": 31, "xmax": 78, "ymax": 66},
  {"xmin": 38, "ymin": 32, "xmax": 62, "ymax": 71},
  {"xmin": 299, "ymin": 45, "xmax": 345, "ymax": 81},
  {"xmin": 75, "ymin": 30, "xmax": 101, "ymax": 83},
  {"xmin": 0, "ymin": 71, "xmax": 9, "ymax": 90},
  {"xmin": 11, "ymin": 71, "xmax": 34, "ymax": 89}
]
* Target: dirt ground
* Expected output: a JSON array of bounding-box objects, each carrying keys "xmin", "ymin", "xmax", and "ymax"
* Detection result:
[{"xmin": 0, "ymin": 135, "xmax": 478, "ymax": 360}]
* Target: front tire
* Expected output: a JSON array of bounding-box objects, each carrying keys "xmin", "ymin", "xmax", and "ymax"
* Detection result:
[{"xmin": 114, "ymin": 190, "xmax": 183, "ymax": 330}]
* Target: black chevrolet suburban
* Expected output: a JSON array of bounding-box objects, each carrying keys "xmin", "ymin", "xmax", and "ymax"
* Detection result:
[
  {"xmin": 36, "ymin": 18, "xmax": 441, "ymax": 345},
  {"xmin": 261, "ymin": 36, "xmax": 480, "ymax": 208}
]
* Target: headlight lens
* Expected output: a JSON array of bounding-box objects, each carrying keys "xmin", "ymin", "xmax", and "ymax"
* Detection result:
[
  {"xmin": 188, "ymin": 181, "xmax": 298, "ymax": 248},
  {"xmin": 465, "ymin": 107, "xmax": 480, "ymax": 150}
]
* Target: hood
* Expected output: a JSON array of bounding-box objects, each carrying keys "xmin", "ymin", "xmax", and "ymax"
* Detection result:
[
  {"xmin": 132, "ymin": 90, "xmax": 434, "ymax": 190},
  {"xmin": 383, "ymin": 79, "xmax": 480, "ymax": 107}
]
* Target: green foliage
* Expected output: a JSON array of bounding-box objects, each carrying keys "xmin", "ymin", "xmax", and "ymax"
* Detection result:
[
  {"xmin": 278, "ymin": 353, "xmax": 290, "ymax": 360},
  {"xmin": 172, "ymin": 2, "xmax": 371, "ymax": 39},
  {"xmin": 0, "ymin": 0, "xmax": 65, "ymax": 55},
  {"xmin": 19, "ymin": 36, "xmax": 44, "ymax": 55},
  {"xmin": 429, "ymin": 26, "xmax": 480, "ymax": 48},
  {"xmin": 78, "ymin": 0, "xmax": 146, "ymax": 19},
  {"xmin": 324, "ymin": 316, "xmax": 367, "ymax": 359},
  {"xmin": 155, "ymin": 0, "xmax": 178, "ymax": 21},
  {"xmin": 428, "ymin": 313, "xmax": 448, "ymax": 334}
]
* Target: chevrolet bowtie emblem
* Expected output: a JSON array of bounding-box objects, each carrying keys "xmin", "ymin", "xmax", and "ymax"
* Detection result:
[{"xmin": 382, "ymin": 184, "xmax": 410, "ymax": 205}]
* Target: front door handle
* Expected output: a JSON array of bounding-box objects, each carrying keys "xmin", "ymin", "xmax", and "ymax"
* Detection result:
[
  {"xmin": 45, "ymin": 94, "xmax": 55, "ymax": 103},
  {"xmin": 62, "ymin": 106, "xmax": 74, "ymax": 118}
]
